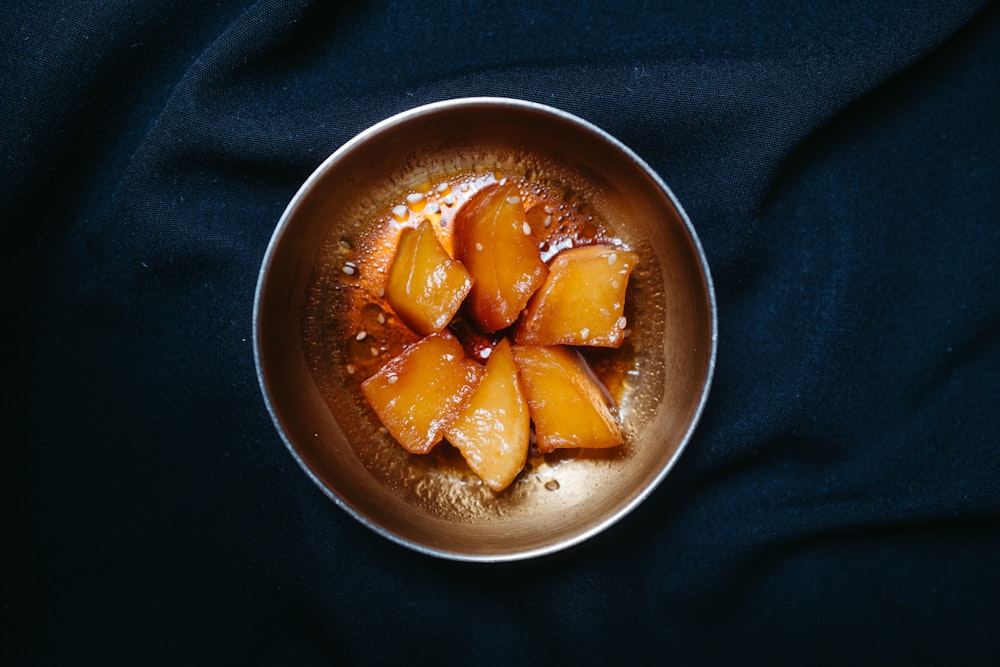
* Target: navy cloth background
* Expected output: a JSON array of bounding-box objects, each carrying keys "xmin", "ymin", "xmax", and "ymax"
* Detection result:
[{"xmin": 5, "ymin": 1, "xmax": 999, "ymax": 663}]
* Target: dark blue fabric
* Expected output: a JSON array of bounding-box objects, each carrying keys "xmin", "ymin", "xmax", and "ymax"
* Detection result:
[{"xmin": 6, "ymin": 1, "xmax": 999, "ymax": 663}]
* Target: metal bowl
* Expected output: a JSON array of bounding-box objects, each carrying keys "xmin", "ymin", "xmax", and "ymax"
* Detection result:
[{"xmin": 254, "ymin": 98, "xmax": 716, "ymax": 561}]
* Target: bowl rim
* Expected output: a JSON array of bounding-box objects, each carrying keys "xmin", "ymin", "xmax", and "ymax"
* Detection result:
[{"xmin": 253, "ymin": 96, "xmax": 718, "ymax": 562}]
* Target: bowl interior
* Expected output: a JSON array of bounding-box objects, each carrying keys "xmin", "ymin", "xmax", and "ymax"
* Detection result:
[{"xmin": 255, "ymin": 99, "xmax": 715, "ymax": 561}]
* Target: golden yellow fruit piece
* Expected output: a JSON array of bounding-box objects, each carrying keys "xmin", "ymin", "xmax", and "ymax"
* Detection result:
[
  {"xmin": 453, "ymin": 182, "xmax": 549, "ymax": 333},
  {"xmin": 385, "ymin": 220, "xmax": 473, "ymax": 335},
  {"xmin": 515, "ymin": 245, "xmax": 638, "ymax": 348},
  {"xmin": 446, "ymin": 338, "xmax": 530, "ymax": 492},
  {"xmin": 361, "ymin": 331, "xmax": 484, "ymax": 454},
  {"xmin": 511, "ymin": 344, "xmax": 622, "ymax": 454}
]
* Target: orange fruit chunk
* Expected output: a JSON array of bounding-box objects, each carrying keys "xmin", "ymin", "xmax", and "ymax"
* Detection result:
[
  {"xmin": 361, "ymin": 331, "xmax": 484, "ymax": 454},
  {"xmin": 511, "ymin": 344, "xmax": 622, "ymax": 454},
  {"xmin": 515, "ymin": 245, "xmax": 638, "ymax": 348},
  {"xmin": 445, "ymin": 338, "xmax": 530, "ymax": 491},
  {"xmin": 385, "ymin": 220, "xmax": 473, "ymax": 335},
  {"xmin": 453, "ymin": 182, "xmax": 549, "ymax": 333}
]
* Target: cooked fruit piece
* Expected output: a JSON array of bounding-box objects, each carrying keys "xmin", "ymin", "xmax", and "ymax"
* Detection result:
[
  {"xmin": 445, "ymin": 338, "xmax": 530, "ymax": 491},
  {"xmin": 385, "ymin": 220, "xmax": 473, "ymax": 335},
  {"xmin": 361, "ymin": 331, "xmax": 484, "ymax": 454},
  {"xmin": 511, "ymin": 345, "xmax": 622, "ymax": 453},
  {"xmin": 453, "ymin": 182, "xmax": 549, "ymax": 333},
  {"xmin": 515, "ymin": 245, "xmax": 639, "ymax": 348}
]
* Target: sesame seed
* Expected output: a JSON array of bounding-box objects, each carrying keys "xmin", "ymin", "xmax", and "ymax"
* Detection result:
[
  {"xmin": 522, "ymin": 222, "xmax": 531, "ymax": 235},
  {"xmin": 406, "ymin": 192, "xmax": 426, "ymax": 212},
  {"xmin": 391, "ymin": 205, "xmax": 409, "ymax": 222},
  {"xmin": 507, "ymin": 194, "xmax": 521, "ymax": 205},
  {"xmin": 356, "ymin": 331, "xmax": 367, "ymax": 341},
  {"xmin": 607, "ymin": 252, "xmax": 617, "ymax": 266},
  {"xmin": 342, "ymin": 263, "xmax": 356, "ymax": 275},
  {"xmin": 475, "ymin": 242, "xmax": 484, "ymax": 252},
  {"xmin": 346, "ymin": 365, "xmax": 356, "ymax": 375},
  {"xmin": 387, "ymin": 375, "xmax": 398, "ymax": 384}
]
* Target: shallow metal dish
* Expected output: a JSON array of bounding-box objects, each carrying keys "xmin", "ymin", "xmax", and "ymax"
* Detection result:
[{"xmin": 254, "ymin": 98, "xmax": 716, "ymax": 561}]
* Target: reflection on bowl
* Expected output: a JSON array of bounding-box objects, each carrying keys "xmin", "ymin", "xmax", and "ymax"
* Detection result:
[{"xmin": 254, "ymin": 98, "xmax": 716, "ymax": 561}]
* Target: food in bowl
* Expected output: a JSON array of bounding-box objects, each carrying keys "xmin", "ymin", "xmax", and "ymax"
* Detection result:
[{"xmin": 338, "ymin": 172, "xmax": 640, "ymax": 491}]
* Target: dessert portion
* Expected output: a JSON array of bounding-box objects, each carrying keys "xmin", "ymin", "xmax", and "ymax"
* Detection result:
[{"xmin": 347, "ymin": 176, "xmax": 638, "ymax": 491}]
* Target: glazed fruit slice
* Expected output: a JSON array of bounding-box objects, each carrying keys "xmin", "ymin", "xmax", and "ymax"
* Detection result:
[
  {"xmin": 453, "ymin": 182, "xmax": 549, "ymax": 333},
  {"xmin": 511, "ymin": 344, "xmax": 622, "ymax": 454},
  {"xmin": 445, "ymin": 338, "xmax": 530, "ymax": 492},
  {"xmin": 515, "ymin": 245, "xmax": 639, "ymax": 348},
  {"xmin": 385, "ymin": 220, "xmax": 473, "ymax": 335},
  {"xmin": 361, "ymin": 331, "xmax": 484, "ymax": 454}
]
